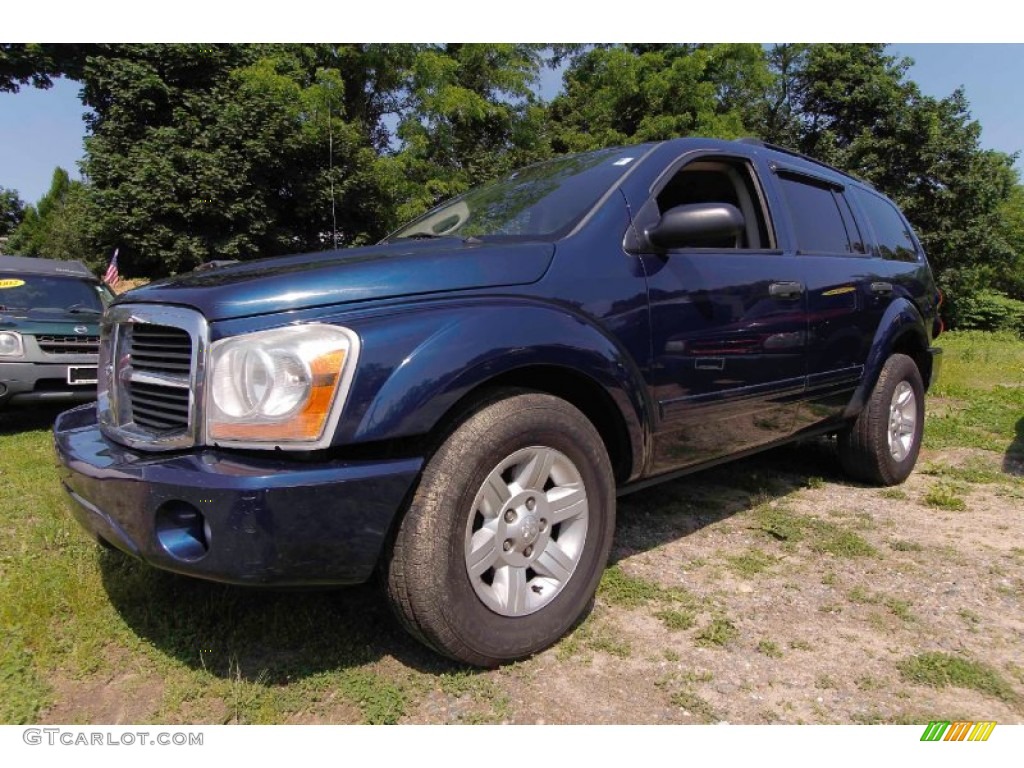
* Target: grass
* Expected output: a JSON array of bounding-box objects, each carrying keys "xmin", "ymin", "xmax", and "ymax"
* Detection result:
[
  {"xmin": 694, "ymin": 618, "xmax": 737, "ymax": 648},
  {"xmin": 897, "ymin": 652, "xmax": 1019, "ymax": 706},
  {"xmin": 757, "ymin": 640, "xmax": 783, "ymax": 659},
  {"xmin": 923, "ymin": 482, "xmax": 968, "ymax": 511},
  {"xmin": 656, "ymin": 609, "xmax": 696, "ymax": 631},
  {"xmin": 669, "ymin": 691, "xmax": 718, "ymax": 722},
  {"xmin": 889, "ymin": 539, "xmax": 923, "ymax": 552},
  {"xmin": 925, "ymin": 331, "xmax": 1024, "ymax": 454},
  {"xmin": 725, "ymin": 548, "xmax": 776, "ymax": 577},
  {"xmin": 598, "ymin": 565, "xmax": 695, "ymax": 609}
]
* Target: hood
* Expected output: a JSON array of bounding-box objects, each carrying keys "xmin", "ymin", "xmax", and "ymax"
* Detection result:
[
  {"xmin": 120, "ymin": 240, "xmax": 556, "ymax": 322},
  {"xmin": 0, "ymin": 308, "xmax": 102, "ymax": 336}
]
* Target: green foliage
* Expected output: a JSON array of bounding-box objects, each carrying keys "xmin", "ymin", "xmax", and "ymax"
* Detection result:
[
  {"xmin": 898, "ymin": 652, "xmax": 1019, "ymax": 704},
  {"xmin": 944, "ymin": 287, "xmax": 1024, "ymax": 335},
  {"xmin": 7, "ymin": 168, "xmax": 98, "ymax": 268},
  {"xmin": 694, "ymin": 617, "xmax": 737, "ymax": 647},
  {"xmin": 0, "ymin": 187, "xmax": 25, "ymax": 238},
  {"xmin": 549, "ymin": 44, "xmax": 768, "ymax": 153}
]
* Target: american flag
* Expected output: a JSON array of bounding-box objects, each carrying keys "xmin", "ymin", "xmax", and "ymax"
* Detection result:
[{"xmin": 103, "ymin": 248, "xmax": 120, "ymax": 286}]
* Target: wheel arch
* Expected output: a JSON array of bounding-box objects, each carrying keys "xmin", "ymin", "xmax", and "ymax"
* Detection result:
[{"xmin": 843, "ymin": 297, "xmax": 932, "ymax": 421}]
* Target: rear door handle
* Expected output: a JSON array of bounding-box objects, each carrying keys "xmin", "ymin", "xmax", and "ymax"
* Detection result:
[
  {"xmin": 769, "ymin": 281, "xmax": 804, "ymax": 300},
  {"xmin": 870, "ymin": 281, "xmax": 894, "ymax": 295}
]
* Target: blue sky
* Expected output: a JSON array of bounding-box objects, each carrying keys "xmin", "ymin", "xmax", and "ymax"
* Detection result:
[{"xmin": 1, "ymin": 44, "xmax": 1022, "ymax": 204}]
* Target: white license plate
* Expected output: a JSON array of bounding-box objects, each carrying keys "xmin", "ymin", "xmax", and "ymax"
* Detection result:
[{"xmin": 67, "ymin": 366, "xmax": 98, "ymax": 385}]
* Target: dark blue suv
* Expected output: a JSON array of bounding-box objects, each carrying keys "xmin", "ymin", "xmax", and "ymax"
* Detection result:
[{"xmin": 54, "ymin": 138, "xmax": 942, "ymax": 666}]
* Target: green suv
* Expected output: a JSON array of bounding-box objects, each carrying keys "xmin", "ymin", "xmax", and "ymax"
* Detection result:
[{"xmin": 0, "ymin": 255, "xmax": 114, "ymax": 409}]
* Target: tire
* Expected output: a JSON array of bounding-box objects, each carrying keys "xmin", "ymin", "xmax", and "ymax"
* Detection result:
[
  {"xmin": 385, "ymin": 391, "xmax": 616, "ymax": 667},
  {"xmin": 838, "ymin": 353, "xmax": 925, "ymax": 486}
]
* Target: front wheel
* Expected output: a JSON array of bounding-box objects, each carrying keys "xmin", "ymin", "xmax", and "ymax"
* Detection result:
[
  {"xmin": 838, "ymin": 353, "xmax": 925, "ymax": 485},
  {"xmin": 384, "ymin": 392, "xmax": 615, "ymax": 667}
]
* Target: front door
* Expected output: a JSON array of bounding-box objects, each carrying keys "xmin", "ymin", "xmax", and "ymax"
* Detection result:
[{"xmin": 629, "ymin": 155, "xmax": 809, "ymax": 475}]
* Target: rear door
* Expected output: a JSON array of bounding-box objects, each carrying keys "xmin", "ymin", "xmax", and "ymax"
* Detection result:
[
  {"xmin": 628, "ymin": 153, "xmax": 809, "ymax": 475},
  {"xmin": 767, "ymin": 169, "xmax": 887, "ymax": 428}
]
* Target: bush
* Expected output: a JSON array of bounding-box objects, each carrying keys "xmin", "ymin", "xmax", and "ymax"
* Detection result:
[{"xmin": 945, "ymin": 289, "xmax": 1024, "ymax": 335}]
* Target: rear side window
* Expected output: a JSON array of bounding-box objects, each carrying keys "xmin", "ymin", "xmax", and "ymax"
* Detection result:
[
  {"xmin": 777, "ymin": 173, "xmax": 853, "ymax": 254},
  {"xmin": 853, "ymin": 189, "xmax": 919, "ymax": 262}
]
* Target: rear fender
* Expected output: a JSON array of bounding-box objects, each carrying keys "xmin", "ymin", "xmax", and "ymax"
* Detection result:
[{"xmin": 842, "ymin": 298, "xmax": 930, "ymax": 419}]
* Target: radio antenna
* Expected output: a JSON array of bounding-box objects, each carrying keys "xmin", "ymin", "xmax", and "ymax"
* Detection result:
[{"xmin": 327, "ymin": 91, "xmax": 338, "ymax": 249}]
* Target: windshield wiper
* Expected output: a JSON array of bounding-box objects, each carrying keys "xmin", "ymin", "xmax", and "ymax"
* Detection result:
[
  {"xmin": 67, "ymin": 305, "xmax": 102, "ymax": 315},
  {"xmin": 393, "ymin": 232, "xmax": 447, "ymax": 240}
]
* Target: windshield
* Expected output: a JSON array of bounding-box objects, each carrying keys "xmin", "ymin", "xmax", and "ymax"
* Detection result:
[
  {"xmin": 0, "ymin": 274, "xmax": 110, "ymax": 314},
  {"xmin": 389, "ymin": 146, "xmax": 650, "ymax": 242}
]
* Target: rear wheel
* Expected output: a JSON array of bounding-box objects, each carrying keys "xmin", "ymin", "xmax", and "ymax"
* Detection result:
[
  {"xmin": 838, "ymin": 353, "xmax": 925, "ymax": 485},
  {"xmin": 385, "ymin": 392, "xmax": 615, "ymax": 667}
]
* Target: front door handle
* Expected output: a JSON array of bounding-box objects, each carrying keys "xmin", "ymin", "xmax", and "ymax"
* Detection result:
[
  {"xmin": 870, "ymin": 281, "xmax": 894, "ymax": 295},
  {"xmin": 769, "ymin": 281, "xmax": 805, "ymax": 300}
]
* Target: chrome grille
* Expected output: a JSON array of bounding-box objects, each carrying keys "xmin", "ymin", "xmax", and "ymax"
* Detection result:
[
  {"xmin": 36, "ymin": 335, "xmax": 100, "ymax": 355},
  {"xmin": 128, "ymin": 324, "xmax": 192, "ymax": 375},
  {"xmin": 126, "ymin": 324, "xmax": 193, "ymax": 432},
  {"xmin": 97, "ymin": 304, "xmax": 208, "ymax": 451}
]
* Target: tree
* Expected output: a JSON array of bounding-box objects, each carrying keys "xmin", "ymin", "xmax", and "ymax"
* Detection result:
[
  {"xmin": 7, "ymin": 168, "xmax": 97, "ymax": 267},
  {"xmin": 759, "ymin": 44, "xmax": 1020, "ymax": 301},
  {"xmin": 0, "ymin": 187, "xmax": 25, "ymax": 238},
  {"xmin": 548, "ymin": 44, "xmax": 770, "ymax": 153},
  {"xmin": 392, "ymin": 44, "xmax": 551, "ymax": 221}
]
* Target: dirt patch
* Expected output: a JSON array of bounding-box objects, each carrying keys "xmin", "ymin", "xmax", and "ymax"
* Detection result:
[{"xmin": 41, "ymin": 648, "xmax": 166, "ymax": 724}]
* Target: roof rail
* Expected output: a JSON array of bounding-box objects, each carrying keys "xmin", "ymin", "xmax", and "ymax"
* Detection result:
[{"xmin": 738, "ymin": 138, "xmax": 869, "ymax": 186}]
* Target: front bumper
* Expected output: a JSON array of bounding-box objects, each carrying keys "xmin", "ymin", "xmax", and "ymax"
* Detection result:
[
  {"xmin": 1, "ymin": 360, "xmax": 98, "ymax": 406},
  {"xmin": 54, "ymin": 404, "xmax": 423, "ymax": 586}
]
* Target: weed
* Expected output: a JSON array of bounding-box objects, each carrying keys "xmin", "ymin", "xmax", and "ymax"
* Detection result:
[
  {"xmin": 958, "ymin": 609, "xmax": 981, "ymax": 627},
  {"xmin": 789, "ymin": 640, "xmax": 813, "ymax": 651},
  {"xmin": 885, "ymin": 598, "xmax": 914, "ymax": 623},
  {"xmin": 753, "ymin": 505, "xmax": 806, "ymax": 543},
  {"xmin": 809, "ymin": 522, "xmax": 877, "ymax": 558},
  {"xmin": 757, "ymin": 640, "xmax": 783, "ymax": 659},
  {"xmin": 815, "ymin": 674, "xmax": 838, "ymax": 689},
  {"xmin": 725, "ymin": 548, "xmax": 776, "ymax": 577},
  {"xmin": 656, "ymin": 609, "xmax": 696, "ymax": 632},
  {"xmin": 924, "ymin": 483, "xmax": 968, "ymax": 511},
  {"xmin": 889, "ymin": 539, "xmax": 923, "ymax": 552},
  {"xmin": 879, "ymin": 488, "xmax": 907, "ymax": 500},
  {"xmin": 897, "ymin": 652, "xmax": 1019, "ymax": 705},
  {"xmin": 670, "ymin": 691, "xmax": 718, "ymax": 723},
  {"xmin": 694, "ymin": 618, "xmax": 737, "ymax": 648}
]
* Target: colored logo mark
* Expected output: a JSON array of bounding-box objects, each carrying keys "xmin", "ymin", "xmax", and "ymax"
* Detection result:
[{"xmin": 920, "ymin": 721, "xmax": 996, "ymax": 742}]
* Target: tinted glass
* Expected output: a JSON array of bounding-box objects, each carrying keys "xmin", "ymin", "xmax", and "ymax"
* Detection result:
[
  {"xmin": 778, "ymin": 175, "xmax": 851, "ymax": 254},
  {"xmin": 0, "ymin": 275, "xmax": 107, "ymax": 313},
  {"xmin": 389, "ymin": 147, "xmax": 649, "ymax": 241},
  {"xmin": 853, "ymin": 189, "xmax": 919, "ymax": 261}
]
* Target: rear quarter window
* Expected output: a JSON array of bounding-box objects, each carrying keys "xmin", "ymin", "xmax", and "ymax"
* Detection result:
[{"xmin": 852, "ymin": 189, "xmax": 920, "ymax": 262}]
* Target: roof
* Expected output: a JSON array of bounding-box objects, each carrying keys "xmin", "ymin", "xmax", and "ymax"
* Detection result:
[{"xmin": 0, "ymin": 255, "xmax": 96, "ymax": 279}]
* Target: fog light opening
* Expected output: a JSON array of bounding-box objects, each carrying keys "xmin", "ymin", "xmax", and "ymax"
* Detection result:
[{"xmin": 155, "ymin": 501, "xmax": 210, "ymax": 562}]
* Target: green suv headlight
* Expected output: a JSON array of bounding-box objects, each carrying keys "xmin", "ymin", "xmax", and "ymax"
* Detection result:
[{"xmin": 0, "ymin": 331, "xmax": 24, "ymax": 357}]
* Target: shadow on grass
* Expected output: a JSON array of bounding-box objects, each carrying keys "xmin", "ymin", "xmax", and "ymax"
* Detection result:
[
  {"xmin": 100, "ymin": 437, "xmax": 849, "ymax": 682},
  {"xmin": 0, "ymin": 404, "xmax": 71, "ymax": 436},
  {"xmin": 1004, "ymin": 416, "xmax": 1024, "ymax": 476}
]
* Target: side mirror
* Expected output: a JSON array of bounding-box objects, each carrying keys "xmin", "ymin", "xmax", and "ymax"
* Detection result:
[{"xmin": 645, "ymin": 203, "xmax": 745, "ymax": 250}]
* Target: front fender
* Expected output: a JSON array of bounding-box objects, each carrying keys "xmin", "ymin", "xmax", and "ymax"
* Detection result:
[
  {"xmin": 334, "ymin": 298, "xmax": 650, "ymax": 477},
  {"xmin": 842, "ymin": 297, "xmax": 929, "ymax": 419}
]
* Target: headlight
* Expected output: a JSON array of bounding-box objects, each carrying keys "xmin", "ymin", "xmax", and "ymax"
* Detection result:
[
  {"xmin": 0, "ymin": 331, "xmax": 23, "ymax": 357},
  {"xmin": 206, "ymin": 324, "xmax": 359, "ymax": 447}
]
